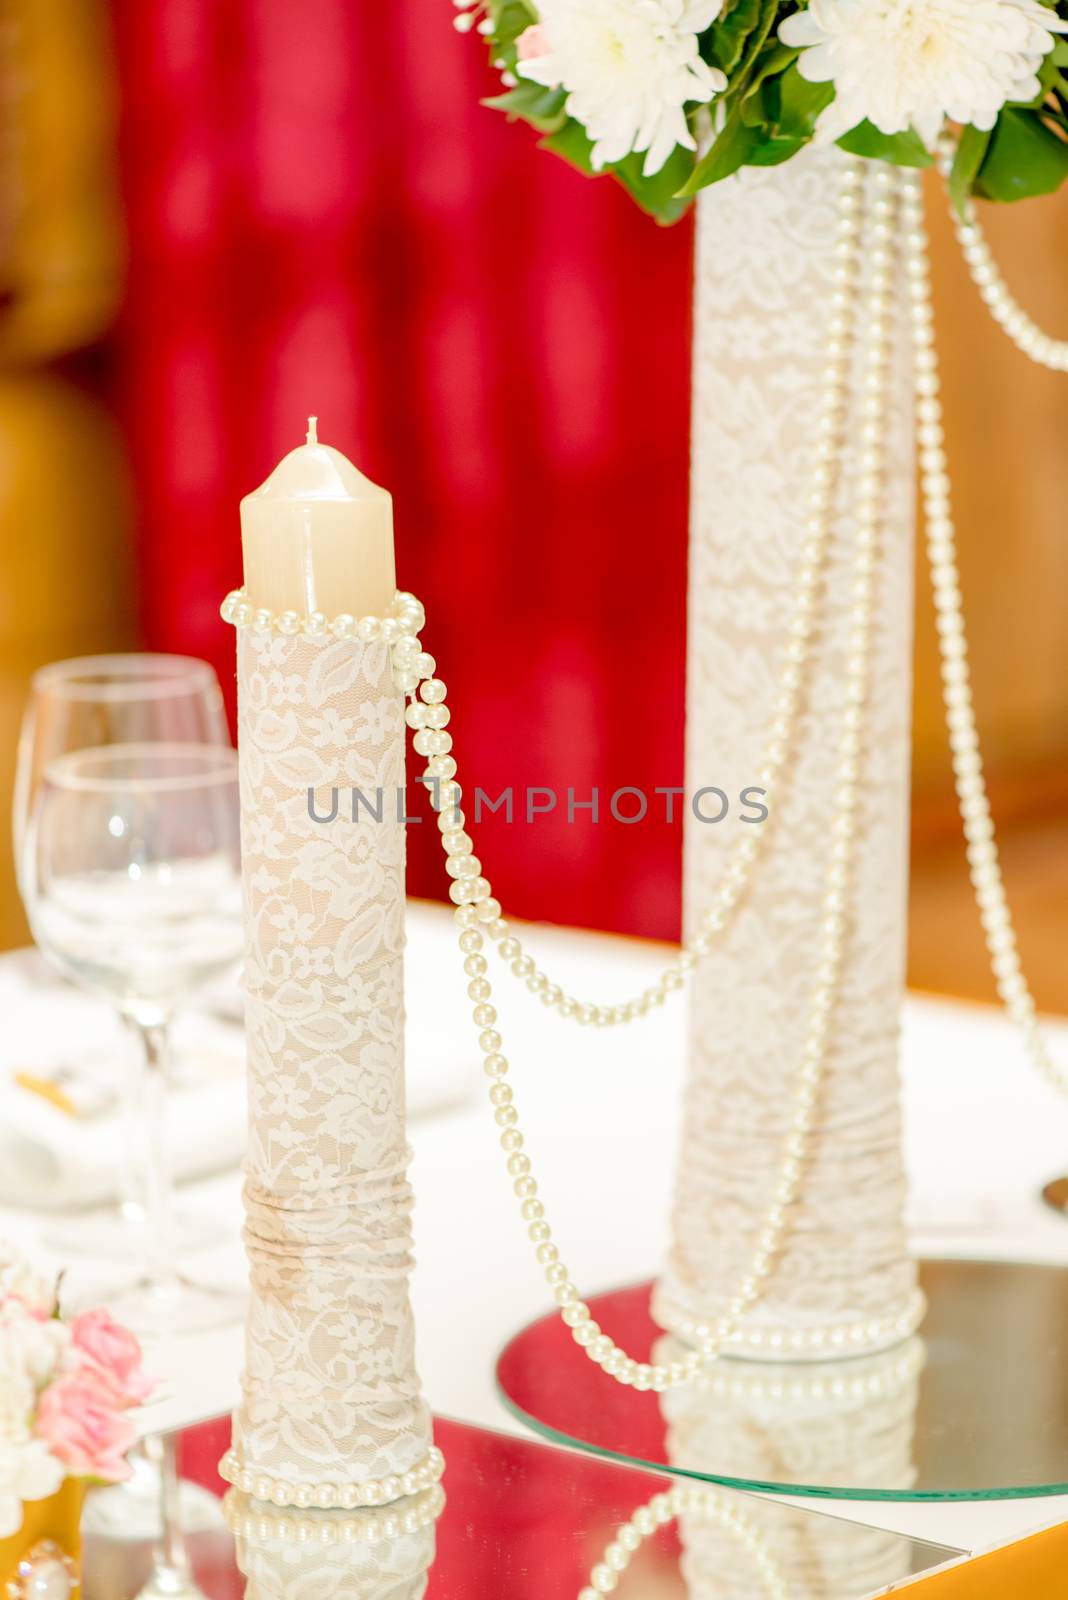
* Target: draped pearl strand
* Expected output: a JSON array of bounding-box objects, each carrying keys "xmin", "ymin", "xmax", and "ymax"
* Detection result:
[
  {"xmin": 903, "ymin": 170, "xmax": 1067, "ymax": 1099},
  {"xmin": 217, "ymin": 150, "xmax": 1068, "ymax": 1390},
  {"xmin": 224, "ymin": 162, "xmax": 927, "ymax": 1383},
  {"xmin": 578, "ymin": 1483, "xmax": 789, "ymax": 1600},
  {"xmin": 436, "ymin": 164, "xmax": 874, "ymax": 1031},
  {"xmin": 939, "ymin": 140, "xmax": 1068, "ymax": 372},
  {"xmin": 417, "ymin": 162, "xmax": 908, "ymax": 1387}
]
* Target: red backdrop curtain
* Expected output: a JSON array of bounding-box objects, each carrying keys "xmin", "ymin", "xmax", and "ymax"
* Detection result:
[{"xmin": 110, "ymin": 0, "xmax": 692, "ymax": 939}]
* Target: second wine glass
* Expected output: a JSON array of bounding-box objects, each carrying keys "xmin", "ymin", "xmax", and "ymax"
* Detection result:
[
  {"xmin": 13, "ymin": 654, "xmax": 233, "ymax": 1256},
  {"xmin": 24, "ymin": 741, "xmax": 244, "ymax": 1335}
]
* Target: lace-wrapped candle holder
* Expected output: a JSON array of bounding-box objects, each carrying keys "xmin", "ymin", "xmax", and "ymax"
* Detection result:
[
  {"xmin": 221, "ymin": 596, "xmax": 437, "ymax": 1509},
  {"xmin": 658, "ymin": 1334, "xmax": 923, "ymax": 1597}
]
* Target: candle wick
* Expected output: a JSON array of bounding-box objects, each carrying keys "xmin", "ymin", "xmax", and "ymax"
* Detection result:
[{"xmin": 306, "ymin": 416, "xmax": 318, "ymax": 445}]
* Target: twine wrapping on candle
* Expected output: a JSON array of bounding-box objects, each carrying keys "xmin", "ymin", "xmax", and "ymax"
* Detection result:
[
  {"xmin": 228, "ymin": 623, "xmax": 433, "ymax": 1502},
  {"xmin": 657, "ymin": 145, "xmax": 919, "ymax": 1355}
]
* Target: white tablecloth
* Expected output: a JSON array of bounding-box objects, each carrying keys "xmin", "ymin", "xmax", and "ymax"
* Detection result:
[{"xmin": 4, "ymin": 903, "xmax": 1068, "ymax": 1556}]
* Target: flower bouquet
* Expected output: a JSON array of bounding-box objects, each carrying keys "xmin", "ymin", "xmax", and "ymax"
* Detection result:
[
  {"xmin": 460, "ymin": 0, "xmax": 1068, "ymax": 220},
  {"xmin": 0, "ymin": 1244, "xmax": 151, "ymax": 1592}
]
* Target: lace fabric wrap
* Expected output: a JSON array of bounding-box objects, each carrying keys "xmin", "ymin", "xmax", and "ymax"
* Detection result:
[
  {"xmin": 658, "ymin": 1336, "xmax": 921, "ymax": 1598},
  {"xmin": 230, "ymin": 625, "xmax": 432, "ymax": 1495},
  {"xmin": 658, "ymin": 147, "xmax": 919, "ymax": 1352}
]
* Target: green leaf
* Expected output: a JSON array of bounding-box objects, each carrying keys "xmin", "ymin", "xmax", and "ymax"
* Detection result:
[
  {"xmin": 680, "ymin": 34, "xmax": 827, "ymax": 196},
  {"xmin": 707, "ymin": 0, "xmax": 765, "ymax": 75},
  {"xmin": 836, "ymin": 121, "xmax": 933, "ymax": 167},
  {"xmin": 949, "ymin": 125, "xmax": 992, "ymax": 215},
  {"xmin": 612, "ymin": 145, "xmax": 696, "ymax": 224},
  {"xmin": 678, "ymin": 103, "xmax": 763, "ymax": 193},
  {"xmin": 747, "ymin": 137, "xmax": 807, "ymax": 167},
  {"xmin": 483, "ymin": 82, "xmax": 567, "ymax": 132},
  {"xmin": 482, "ymin": 0, "xmax": 539, "ymax": 72},
  {"xmin": 731, "ymin": 0, "xmax": 781, "ymax": 89},
  {"xmin": 485, "ymin": 0, "xmax": 537, "ymax": 46},
  {"xmin": 773, "ymin": 62, "xmax": 834, "ymax": 140},
  {"xmin": 541, "ymin": 121, "xmax": 694, "ymax": 224},
  {"xmin": 741, "ymin": 42, "xmax": 800, "ymax": 103},
  {"xmin": 542, "ymin": 118, "xmax": 596, "ymax": 175},
  {"xmin": 975, "ymin": 106, "xmax": 1068, "ymax": 200}
]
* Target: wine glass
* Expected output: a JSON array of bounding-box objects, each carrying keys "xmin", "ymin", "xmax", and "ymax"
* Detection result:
[
  {"xmin": 24, "ymin": 742, "xmax": 244, "ymax": 1335},
  {"xmin": 14, "ymin": 653, "xmax": 229, "ymax": 870},
  {"xmin": 13, "ymin": 654, "xmax": 231, "ymax": 1254}
]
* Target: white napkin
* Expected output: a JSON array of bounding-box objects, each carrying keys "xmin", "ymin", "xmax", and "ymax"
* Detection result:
[
  {"xmin": 0, "ymin": 973, "xmax": 247, "ymax": 1211},
  {"xmin": 0, "ymin": 922, "xmax": 479, "ymax": 1213}
]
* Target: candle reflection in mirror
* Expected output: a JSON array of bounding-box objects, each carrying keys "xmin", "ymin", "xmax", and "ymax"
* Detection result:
[
  {"xmin": 655, "ymin": 1335, "xmax": 925, "ymax": 1600},
  {"xmin": 224, "ymin": 1483, "xmax": 444, "ymax": 1600}
]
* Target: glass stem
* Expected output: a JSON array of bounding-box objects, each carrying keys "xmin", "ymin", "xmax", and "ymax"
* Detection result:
[
  {"xmin": 134, "ymin": 1018, "xmax": 178, "ymax": 1292},
  {"xmin": 158, "ymin": 1433, "xmax": 188, "ymax": 1579},
  {"xmin": 118, "ymin": 1016, "xmax": 149, "ymax": 1229},
  {"xmin": 140, "ymin": 1432, "xmax": 203, "ymax": 1600}
]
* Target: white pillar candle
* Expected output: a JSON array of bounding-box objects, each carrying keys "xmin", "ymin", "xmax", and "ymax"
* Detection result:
[
  {"xmin": 222, "ymin": 423, "xmax": 436, "ymax": 1506},
  {"xmin": 241, "ymin": 418, "xmax": 396, "ymax": 619}
]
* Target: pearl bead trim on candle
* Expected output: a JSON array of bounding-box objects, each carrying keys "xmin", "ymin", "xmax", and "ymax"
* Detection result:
[
  {"xmin": 938, "ymin": 138, "xmax": 1068, "ymax": 372},
  {"xmin": 579, "ymin": 1483, "xmax": 789, "ymax": 1600},
  {"xmin": 217, "ymin": 1444, "xmax": 445, "ymax": 1512},
  {"xmin": 220, "ymin": 586, "xmax": 427, "ymax": 646},
  {"xmin": 222, "ymin": 1482, "xmax": 445, "ymax": 1545},
  {"xmin": 653, "ymin": 1287, "xmax": 928, "ymax": 1363},
  {"xmin": 665, "ymin": 1334, "xmax": 925, "ymax": 1403}
]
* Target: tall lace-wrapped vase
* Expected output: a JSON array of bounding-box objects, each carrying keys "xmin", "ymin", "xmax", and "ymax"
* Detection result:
[
  {"xmin": 219, "ymin": 436, "xmax": 438, "ymax": 1508},
  {"xmin": 654, "ymin": 148, "xmax": 922, "ymax": 1359}
]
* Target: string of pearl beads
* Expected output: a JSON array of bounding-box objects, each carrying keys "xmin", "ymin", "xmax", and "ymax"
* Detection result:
[
  {"xmin": 222, "ymin": 159, "xmax": 923, "ymax": 1385},
  {"xmin": 903, "ymin": 170, "xmax": 1068, "ymax": 1102},
  {"xmin": 666, "ymin": 1332, "xmax": 925, "ymax": 1403},
  {"xmin": 579, "ymin": 1483, "xmax": 789, "ymax": 1600},
  {"xmin": 222, "ymin": 1482, "xmax": 445, "ymax": 1546},
  {"xmin": 653, "ymin": 1286, "xmax": 927, "ymax": 1366},
  {"xmin": 217, "ymin": 1445, "xmax": 446, "ymax": 1513},
  {"xmin": 417, "ymin": 160, "xmax": 909, "ymax": 1385},
  {"xmin": 939, "ymin": 137, "xmax": 1068, "ymax": 372}
]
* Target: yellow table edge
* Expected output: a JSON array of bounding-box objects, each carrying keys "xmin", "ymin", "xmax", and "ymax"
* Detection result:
[{"xmin": 883, "ymin": 1517, "xmax": 1068, "ymax": 1596}]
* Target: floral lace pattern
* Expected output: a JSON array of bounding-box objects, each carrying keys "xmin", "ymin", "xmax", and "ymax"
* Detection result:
[
  {"xmin": 660, "ymin": 147, "xmax": 919, "ymax": 1344},
  {"xmin": 232, "ymin": 628, "xmax": 432, "ymax": 1488}
]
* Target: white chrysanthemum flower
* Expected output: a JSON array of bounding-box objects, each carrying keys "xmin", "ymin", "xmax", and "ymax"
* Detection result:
[
  {"xmin": 516, "ymin": 1, "xmax": 727, "ymax": 176},
  {"xmin": 780, "ymin": 0, "xmax": 1068, "ymax": 148}
]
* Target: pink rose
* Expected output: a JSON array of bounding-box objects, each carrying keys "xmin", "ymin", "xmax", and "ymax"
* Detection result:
[
  {"xmin": 36, "ymin": 1371, "xmax": 135, "ymax": 1482},
  {"xmin": 516, "ymin": 23, "xmax": 550, "ymax": 61},
  {"xmin": 67, "ymin": 1309, "xmax": 152, "ymax": 1405}
]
